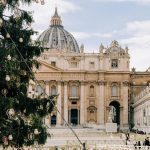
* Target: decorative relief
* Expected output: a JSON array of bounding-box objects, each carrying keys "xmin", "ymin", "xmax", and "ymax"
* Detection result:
[
  {"xmin": 86, "ymin": 74, "xmax": 97, "ymax": 80},
  {"xmin": 65, "ymin": 56, "xmax": 82, "ymax": 62},
  {"xmin": 122, "ymin": 81, "xmax": 129, "ymax": 86},
  {"xmin": 98, "ymin": 80, "xmax": 106, "ymax": 85},
  {"xmin": 80, "ymin": 80, "xmax": 86, "ymax": 85},
  {"xmin": 57, "ymin": 80, "xmax": 63, "ymax": 84},
  {"xmin": 87, "ymin": 81, "xmax": 97, "ymax": 84},
  {"xmin": 64, "ymin": 81, "xmax": 68, "ymax": 86},
  {"xmin": 89, "ymin": 100, "xmax": 95, "ymax": 106}
]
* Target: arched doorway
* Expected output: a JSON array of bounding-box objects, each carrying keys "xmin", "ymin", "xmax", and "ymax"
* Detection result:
[
  {"xmin": 109, "ymin": 101, "xmax": 120, "ymax": 125},
  {"xmin": 51, "ymin": 115, "xmax": 56, "ymax": 126}
]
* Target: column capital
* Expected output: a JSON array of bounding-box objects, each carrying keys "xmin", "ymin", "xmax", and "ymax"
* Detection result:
[
  {"xmin": 63, "ymin": 81, "xmax": 68, "ymax": 85},
  {"xmin": 44, "ymin": 81, "xmax": 49, "ymax": 84},
  {"xmin": 57, "ymin": 80, "xmax": 63, "ymax": 84},
  {"xmin": 80, "ymin": 80, "xmax": 86, "ymax": 85},
  {"xmin": 98, "ymin": 80, "xmax": 106, "ymax": 85}
]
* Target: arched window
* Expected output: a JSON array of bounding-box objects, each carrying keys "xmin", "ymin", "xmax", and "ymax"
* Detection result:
[
  {"xmin": 51, "ymin": 85, "xmax": 57, "ymax": 95},
  {"xmin": 111, "ymin": 85, "xmax": 118, "ymax": 96},
  {"xmin": 35, "ymin": 85, "xmax": 44, "ymax": 95},
  {"xmin": 71, "ymin": 85, "xmax": 78, "ymax": 97},
  {"xmin": 90, "ymin": 85, "xmax": 94, "ymax": 96}
]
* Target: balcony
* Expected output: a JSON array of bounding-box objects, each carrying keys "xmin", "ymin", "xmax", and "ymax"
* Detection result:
[{"xmin": 69, "ymin": 96, "xmax": 80, "ymax": 100}]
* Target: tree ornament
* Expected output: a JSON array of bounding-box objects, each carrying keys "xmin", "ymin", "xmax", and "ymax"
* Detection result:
[
  {"xmin": 19, "ymin": 38, "xmax": 23, "ymax": 43},
  {"xmin": 6, "ymin": 33, "xmax": 10, "ymax": 38},
  {"xmin": 34, "ymin": 129, "xmax": 39, "ymax": 135},
  {"xmin": 1, "ymin": 88, "xmax": 8, "ymax": 96},
  {"xmin": 7, "ymin": 108, "xmax": 15, "ymax": 117},
  {"xmin": 8, "ymin": 135, "xmax": 13, "ymax": 141},
  {"xmin": 5, "ymin": 75, "xmax": 10, "ymax": 81},
  {"xmin": 7, "ymin": 55, "xmax": 11, "ymax": 60}
]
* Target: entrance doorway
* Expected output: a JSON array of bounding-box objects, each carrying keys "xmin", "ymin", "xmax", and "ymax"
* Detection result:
[
  {"xmin": 51, "ymin": 115, "xmax": 56, "ymax": 125},
  {"xmin": 70, "ymin": 109, "xmax": 78, "ymax": 125},
  {"xmin": 109, "ymin": 101, "xmax": 120, "ymax": 125}
]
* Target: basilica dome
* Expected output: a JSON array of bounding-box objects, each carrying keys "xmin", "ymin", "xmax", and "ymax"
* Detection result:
[{"xmin": 37, "ymin": 8, "xmax": 80, "ymax": 53}]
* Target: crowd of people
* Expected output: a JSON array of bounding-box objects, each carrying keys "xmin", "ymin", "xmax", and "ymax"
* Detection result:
[{"xmin": 134, "ymin": 137, "xmax": 150, "ymax": 149}]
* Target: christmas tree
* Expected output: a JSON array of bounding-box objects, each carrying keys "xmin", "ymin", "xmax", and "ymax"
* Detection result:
[{"xmin": 0, "ymin": 0, "xmax": 55, "ymax": 148}]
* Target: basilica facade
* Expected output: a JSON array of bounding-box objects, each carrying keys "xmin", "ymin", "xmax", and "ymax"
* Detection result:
[{"xmin": 29, "ymin": 8, "xmax": 150, "ymax": 131}]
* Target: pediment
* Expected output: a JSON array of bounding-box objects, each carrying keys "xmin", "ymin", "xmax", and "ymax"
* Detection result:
[{"xmin": 34, "ymin": 59, "xmax": 63, "ymax": 72}]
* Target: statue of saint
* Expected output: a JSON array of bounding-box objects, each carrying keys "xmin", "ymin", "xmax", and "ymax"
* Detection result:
[{"xmin": 107, "ymin": 109, "xmax": 113, "ymax": 123}]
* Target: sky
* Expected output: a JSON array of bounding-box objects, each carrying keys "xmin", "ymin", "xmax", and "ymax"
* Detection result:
[{"xmin": 22, "ymin": 0, "xmax": 150, "ymax": 71}]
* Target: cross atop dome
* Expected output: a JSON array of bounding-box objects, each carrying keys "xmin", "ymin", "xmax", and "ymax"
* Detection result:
[{"xmin": 50, "ymin": 7, "xmax": 62, "ymax": 27}]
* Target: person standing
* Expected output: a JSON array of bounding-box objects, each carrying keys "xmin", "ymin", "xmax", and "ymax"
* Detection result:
[
  {"xmin": 143, "ymin": 137, "xmax": 149, "ymax": 148},
  {"xmin": 137, "ymin": 141, "xmax": 141, "ymax": 149}
]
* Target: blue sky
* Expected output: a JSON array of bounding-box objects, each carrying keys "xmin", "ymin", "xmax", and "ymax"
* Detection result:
[{"xmin": 24, "ymin": 0, "xmax": 150, "ymax": 71}]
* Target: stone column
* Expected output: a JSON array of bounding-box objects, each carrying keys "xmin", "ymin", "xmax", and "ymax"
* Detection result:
[
  {"xmin": 64, "ymin": 81, "xmax": 68, "ymax": 125},
  {"xmin": 120, "ymin": 106, "xmax": 123, "ymax": 126},
  {"xmin": 122, "ymin": 81, "xmax": 129, "ymax": 128},
  {"xmin": 98, "ymin": 80, "xmax": 105, "ymax": 124},
  {"xmin": 45, "ymin": 81, "xmax": 50, "ymax": 96},
  {"xmin": 80, "ymin": 81, "xmax": 85, "ymax": 125},
  {"xmin": 56, "ymin": 81, "xmax": 62, "ymax": 126}
]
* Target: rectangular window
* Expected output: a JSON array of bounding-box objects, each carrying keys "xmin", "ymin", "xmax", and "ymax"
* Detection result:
[
  {"xmin": 89, "ymin": 62, "xmax": 95, "ymax": 69},
  {"xmin": 51, "ymin": 61, "xmax": 56, "ymax": 67},
  {"xmin": 111, "ymin": 86, "xmax": 118, "ymax": 96},
  {"xmin": 70, "ymin": 62, "xmax": 77, "ymax": 68},
  {"xmin": 71, "ymin": 85, "xmax": 78, "ymax": 97},
  {"xmin": 111, "ymin": 59, "xmax": 118, "ymax": 68}
]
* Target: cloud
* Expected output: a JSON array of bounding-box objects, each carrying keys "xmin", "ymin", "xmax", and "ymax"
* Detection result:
[
  {"xmin": 71, "ymin": 32, "xmax": 91, "ymax": 39},
  {"xmin": 118, "ymin": 20, "xmax": 150, "ymax": 71},
  {"xmin": 71, "ymin": 32, "xmax": 112, "ymax": 40},
  {"xmin": 21, "ymin": 0, "xmax": 81, "ymax": 30},
  {"xmin": 120, "ymin": 38, "xmax": 150, "ymax": 71},
  {"xmin": 95, "ymin": 0, "xmax": 150, "ymax": 3},
  {"xmin": 126, "ymin": 20, "xmax": 150, "ymax": 36}
]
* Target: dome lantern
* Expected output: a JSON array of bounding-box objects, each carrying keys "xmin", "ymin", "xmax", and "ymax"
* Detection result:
[{"xmin": 51, "ymin": 7, "xmax": 62, "ymax": 27}]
